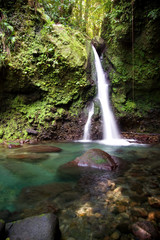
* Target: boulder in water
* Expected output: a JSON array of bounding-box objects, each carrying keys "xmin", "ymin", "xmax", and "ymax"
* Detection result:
[
  {"xmin": 59, "ymin": 148, "xmax": 118, "ymax": 173},
  {"xmin": 5, "ymin": 213, "xmax": 60, "ymax": 240}
]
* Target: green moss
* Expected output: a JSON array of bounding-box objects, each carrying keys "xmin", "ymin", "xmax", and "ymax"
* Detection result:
[
  {"xmin": 0, "ymin": 4, "xmax": 94, "ymax": 141},
  {"xmin": 93, "ymin": 158, "xmax": 106, "ymax": 164},
  {"xmin": 0, "ymin": 129, "xmax": 4, "ymax": 139},
  {"xmin": 0, "ymin": 219, "xmax": 5, "ymax": 223},
  {"xmin": 102, "ymin": 0, "xmax": 160, "ymax": 124}
]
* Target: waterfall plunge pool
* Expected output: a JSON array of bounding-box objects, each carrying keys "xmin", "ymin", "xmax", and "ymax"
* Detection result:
[{"xmin": 0, "ymin": 141, "xmax": 160, "ymax": 239}]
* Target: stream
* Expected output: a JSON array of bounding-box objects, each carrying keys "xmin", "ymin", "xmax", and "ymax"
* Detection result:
[{"xmin": 0, "ymin": 142, "xmax": 160, "ymax": 239}]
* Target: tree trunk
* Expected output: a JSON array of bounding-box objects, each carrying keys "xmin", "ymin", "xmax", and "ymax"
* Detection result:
[
  {"xmin": 79, "ymin": 0, "xmax": 83, "ymax": 27},
  {"xmin": 84, "ymin": 0, "xmax": 89, "ymax": 33}
]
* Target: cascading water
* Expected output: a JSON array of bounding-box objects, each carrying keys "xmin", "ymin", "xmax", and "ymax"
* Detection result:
[
  {"xmin": 81, "ymin": 46, "xmax": 131, "ymax": 145},
  {"xmin": 83, "ymin": 103, "xmax": 94, "ymax": 141},
  {"xmin": 92, "ymin": 45, "xmax": 121, "ymax": 142}
]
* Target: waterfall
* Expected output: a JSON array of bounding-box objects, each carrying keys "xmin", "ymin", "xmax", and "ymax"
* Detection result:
[
  {"xmin": 81, "ymin": 46, "xmax": 131, "ymax": 145},
  {"xmin": 83, "ymin": 103, "xmax": 94, "ymax": 141},
  {"xmin": 92, "ymin": 45, "xmax": 120, "ymax": 141}
]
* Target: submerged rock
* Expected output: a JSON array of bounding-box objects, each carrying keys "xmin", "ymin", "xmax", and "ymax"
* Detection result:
[
  {"xmin": 7, "ymin": 153, "xmax": 49, "ymax": 163},
  {"xmin": 18, "ymin": 182, "xmax": 74, "ymax": 208},
  {"xmin": 5, "ymin": 213, "xmax": 60, "ymax": 240},
  {"xmin": 148, "ymin": 196, "xmax": 160, "ymax": 208},
  {"xmin": 132, "ymin": 221, "xmax": 159, "ymax": 240},
  {"xmin": 8, "ymin": 144, "xmax": 22, "ymax": 149},
  {"xmin": 23, "ymin": 145, "xmax": 62, "ymax": 153}
]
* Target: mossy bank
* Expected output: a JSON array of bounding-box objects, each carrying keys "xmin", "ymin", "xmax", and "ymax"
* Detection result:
[
  {"xmin": 102, "ymin": 0, "xmax": 160, "ymax": 133},
  {"xmin": 0, "ymin": 1, "xmax": 95, "ymax": 142}
]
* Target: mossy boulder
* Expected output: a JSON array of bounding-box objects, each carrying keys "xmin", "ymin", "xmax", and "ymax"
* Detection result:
[
  {"xmin": 59, "ymin": 148, "xmax": 118, "ymax": 173},
  {"xmin": 5, "ymin": 213, "xmax": 60, "ymax": 240},
  {"xmin": 0, "ymin": 3, "xmax": 94, "ymax": 141}
]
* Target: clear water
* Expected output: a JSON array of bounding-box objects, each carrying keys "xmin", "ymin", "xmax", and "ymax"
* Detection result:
[{"xmin": 0, "ymin": 142, "xmax": 159, "ymax": 213}]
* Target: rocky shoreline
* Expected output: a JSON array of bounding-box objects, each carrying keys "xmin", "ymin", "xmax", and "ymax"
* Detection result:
[
  {"xmin": 121, "ymin": 132, "xmax": 160, "ymax": 144},
  {"xmin": 0, "ymin": 132, "xmax": 160, "ymax": 149}
]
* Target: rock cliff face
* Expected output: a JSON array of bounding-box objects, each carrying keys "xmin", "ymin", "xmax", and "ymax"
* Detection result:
[
  {"xmin": 0, "ymin": 0, "xmax": 159, "ymax": 142},
  {"xmin": 0, "ymin": 2, "xmax": 95, "ymax": 141},
  {"xmin": 101, "ymin": 0, "xmax": 160, "ymax": 133}
]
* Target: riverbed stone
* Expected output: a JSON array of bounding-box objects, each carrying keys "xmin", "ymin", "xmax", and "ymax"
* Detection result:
[
  {"xmin": 131, "ymin": 207, "xmax": 148, "ymax": 218},
  {"xmin": 18, "ymin": 182, "xmax": 74, "ymax": 208},
  {"xmin": 7, "ymin": 153, "xmax": 49, "ymax": 163},
  {"xmin": 148, "ymin": 196, "xmax": 160, "ymax": 208},
  {"xmin": 132, "ymin": 221, "xmax": 159, "ymax": 240},
  {"xmin": 5, "ymin": 213, "xmax": 60, "ymax": 240},
  {"xmin": 8, "ymin": 143, "xmax": 22, "ymax": 149},
  {"xmin": 111, "ymin": 230, "xmax": 121, "ymax": 240},
  {"xmin": 22, "ymin": 145, "xmax": 62, "ymax": 153}
]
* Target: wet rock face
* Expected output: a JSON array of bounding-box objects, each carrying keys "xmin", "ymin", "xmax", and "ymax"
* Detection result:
[
  {"xmin": 38, "ymin": 112, "xmax": 103, "ymax": 141},
  {"xmin": 121, "ymin": 132, "xmax": 160, "ymax": 144},
  {"xmin": 101, "ymin": 0, "xmax": 160, "ymax": 134},
  {"xmin": 38, "ymin": 116, "xmax": 85, "ymax": 141},
  {"xmin": 92, "ymin": 37, "xmax": 106, "ymax": 56},
  {"xmin": 119, "ymin": 109, "xmax": 160, "ymax": 135}
]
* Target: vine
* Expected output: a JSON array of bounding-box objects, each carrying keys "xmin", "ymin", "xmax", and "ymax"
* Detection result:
[{"xmin": 131, "ymin": 0, "xmax": 135, "ymax": 102}]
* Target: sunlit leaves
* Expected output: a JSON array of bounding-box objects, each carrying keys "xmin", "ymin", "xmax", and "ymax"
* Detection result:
[
  {"xmin": 71, "ymin": 0, "xmax": 113, "ymax": 38},
  {"xmin": 39, "ymin": 0, "xmax": 74, "ymax": 24}
]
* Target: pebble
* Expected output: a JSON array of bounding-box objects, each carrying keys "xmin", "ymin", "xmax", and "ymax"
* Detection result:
[
  {"xmin": 148, "ymin": 196, "xmax": 160, "ymax": 208},
  {"xmin": 103, "ymin": 236, "xmax": 110, "ymax": 240},
  {"xmin": 148, "ymin": 212, "xmax": 155, "ymax": 221},
  {"xmin": 131, "ymin": 207, "xmax": 148, "ymax": 217},
  {"xmin": 111, "ymin": 230, "xmax": 121, "ymax": 239}
]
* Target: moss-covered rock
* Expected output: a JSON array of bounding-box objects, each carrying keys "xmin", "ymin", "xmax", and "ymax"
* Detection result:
[
  {"xmin": 0, "ymin": 3, "xmax": 94, "ymax": 141},
  {"xmin": 101, "ymin": 0, "xmax": 160, "ymax": 133}
]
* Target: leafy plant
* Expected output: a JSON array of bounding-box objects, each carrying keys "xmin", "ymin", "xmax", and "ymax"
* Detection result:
[
  {"xmin": 147, "ymin": 8, "xmax": 160, "ymax": 20},
  {"xmin": 0, "ymin": 9, "xmax": 16, "ymax": 65}
]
